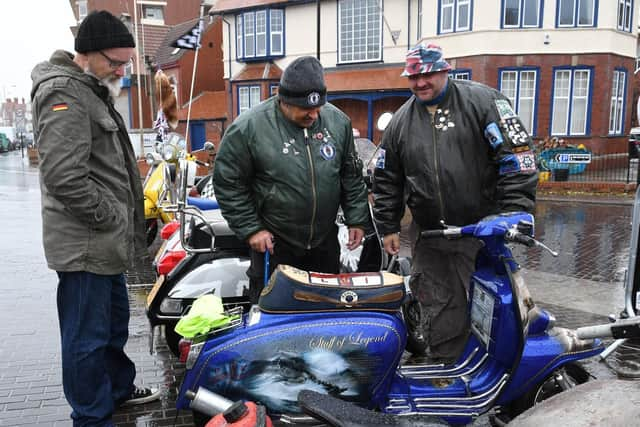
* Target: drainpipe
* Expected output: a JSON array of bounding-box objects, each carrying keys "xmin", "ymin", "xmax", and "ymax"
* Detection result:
[
  {"xmin": 222, "ymin": 14, "xmax": 233, "ymax": 125},
  {"xmin": 407, "ymin": 0, "xmax": 411, "ymax": 48},
  {"xmin": 316, "ymin": 0, "xmax": 321, "ymax": 60}
]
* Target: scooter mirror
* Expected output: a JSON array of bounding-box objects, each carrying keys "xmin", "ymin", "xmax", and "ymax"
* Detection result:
[
  {"xmin": 376, "ymin": 112, "xmax": 393, "ymax": 131},
  {"xmin": 203, "ymin": 141, "xmax": 216, "ymax": 154}
]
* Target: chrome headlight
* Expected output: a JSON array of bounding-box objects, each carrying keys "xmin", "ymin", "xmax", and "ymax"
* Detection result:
[
  {"xmin": 163, "ymin": 145, "xmax": 177, "ymax": 161},
  {"xmin": 160, "ymin": 297, "xmax": 185, "ymax": 315},
  {"xmin": 145, "ymin": 152, "xmax": 155, "ymax": 165}
]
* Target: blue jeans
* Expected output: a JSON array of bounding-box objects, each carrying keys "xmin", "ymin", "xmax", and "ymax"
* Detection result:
[{"xmin": 56, "ymin": 272, "xmax": 136, "ymax": 427}]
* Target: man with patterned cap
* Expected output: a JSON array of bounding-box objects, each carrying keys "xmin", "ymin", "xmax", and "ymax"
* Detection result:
[
  {"xmin": 31, "ymin": 10, "xmax": 160, "ymax": 425},
  {"xmin": 373, "ymin": 43, "xmax": 538, "ymax": 362},
  {"xmin": 214, "ymin": 56, "xmax": 369, "ymax": 303}
]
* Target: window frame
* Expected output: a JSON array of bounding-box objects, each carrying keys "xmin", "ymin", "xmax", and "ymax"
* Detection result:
[
  {"xmin": 550, "ymin": 66, "xmax": 593, "ymax": 136},
  {"xmin": 609, "ymin": 68, "xmax": 627, "ymax": 135},
  {"xmin": 237, "ymin": 85, "xmax": 262, "ymax": 115},
  {"xmin": 77, "ymin": 0, "xmax": 87, "ymax": 21},
  {"xmin": 235, "ymin": 8, "xmax": 285, "ymax": 62},
  {"xmin": 141, "ymin": 4, "xmax": 165, "ymax": 25},
  {"xmin": 556, "ymin": 0, "xmax": 598, "ymax": 28},
  {"xmin": 502, "ymin": 0, "xmax": 543, "ymax": 29},
  {"xmin": 337, "ymin": 0, "xmax": 383, "ymax": 65},
  {"xmin": 617, "ymin": 0, "xmax": 633, "ymax": 32},
  {"xmin": 438, "ymin": 0, "xmax": 473, "ymax": 34},
  {"xmin": 450, "ymin": 69, "xmax": 472, "ymax": 80},
  {"xmin": 498, "ymin": 67, "xmax": 539, "ymax": 136}
]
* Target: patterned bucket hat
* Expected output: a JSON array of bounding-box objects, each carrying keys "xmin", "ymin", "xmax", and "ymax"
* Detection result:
[{"xmin": 401, "ymin": 43, "xmax": 452, "ymax": 77}]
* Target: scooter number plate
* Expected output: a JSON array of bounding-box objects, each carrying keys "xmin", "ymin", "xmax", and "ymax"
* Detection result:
[{"xmin": 146, "ymin": 275, "xmax": 165, "ymax": 308}]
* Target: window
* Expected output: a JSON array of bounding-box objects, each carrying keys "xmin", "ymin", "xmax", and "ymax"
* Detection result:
[
  {"xmin": 450, "ymin": 69, "xmax": 471, "ymax": 80},
  {"xmin": 270, "ymin": 10, "xmax": 283, "ymax": 55},
  {"xmin": 503, "ymin": 0, "xmax": 542, "ymax": 28},
  {"xmin": 499, "ymin": 69, "xmax": 538, "ymax": 134},
  {"xmin": 557, "ymin": 0, "xmax": 596, "ymax": 27},
  {"xmin": 551, "ymin": 68, "xmax": 592, "ymax": 136},
  {"xmin": 618, "ymin": 0, "xmax": 633, "ymax": 32},
  {"xmin": 238, "ymin": 86, "xmax": 261, "ymax": 115},
  {"xmin": 270, "ymin": 84, "xmax": 279, "ymax": 97},
  {"xmin": 142, "ymin": 5, "xmax": 164, "ymax": 24},
  {"xmin": 77, "ymin": 0, "xmax": 87, "ymax": 21},
  {"xmin": 338, "ymin": 0, "xmax": 382, "ymax": 64},
  {"xmin": 236, "ymin": 17, "xmax": 243, "ymax": 58},
  {"xmin": 439, "ymin": 0, "xmax": 472, "ymax": 34},
  {"xmin": 609, "ymin": 69, "xmax": 627, "ymax": 135},
  {"xmin": 236, "ymin": 9, "xmax": 285, "ymax": 60}
]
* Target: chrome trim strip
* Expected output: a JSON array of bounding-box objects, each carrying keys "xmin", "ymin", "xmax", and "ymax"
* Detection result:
[
  {"xmin": 278, "ymin": 414, "xmax": 325, "ymax": 424},
  {"xmin": 406, "ymin": 353, "xmax": 489, "ymax": 379},
  {"xmin": 396, "ymin": 410, "xmax": 480, "ymax": 418},
  {"xmin": 399, "ymin": 347, "xmax": 480, "ymax": 376},
  {"xmin": 414, "ymin": 374, "xmax": 509, "ymax": 403},
  {"xmin": 415, "ymin": 378, "xmax": 509, "ymax": 410}
]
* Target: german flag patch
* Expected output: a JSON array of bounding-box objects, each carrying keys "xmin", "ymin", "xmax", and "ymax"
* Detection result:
[{"xmin": 52, "ymin": 103, "xmax": 68, "ymax": 112}]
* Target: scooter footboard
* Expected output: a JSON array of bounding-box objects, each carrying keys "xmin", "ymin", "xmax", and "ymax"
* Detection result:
[{"xmin": 177, "ymin": 311, "xmax": 406, "ymax": 416}]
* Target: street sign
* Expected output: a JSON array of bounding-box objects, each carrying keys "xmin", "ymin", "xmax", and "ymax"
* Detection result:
[{"xmin": 554, "ymin": 152, "xmax": 591, "ymax": 164}]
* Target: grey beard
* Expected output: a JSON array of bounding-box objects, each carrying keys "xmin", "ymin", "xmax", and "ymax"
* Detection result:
[
  {"xmin": 84, "ymin": 68, "xmax": 122, "ymax": 98},
  {"xmin": 101, "ymin": 77, "xmax": 122, "ymax": 98}
]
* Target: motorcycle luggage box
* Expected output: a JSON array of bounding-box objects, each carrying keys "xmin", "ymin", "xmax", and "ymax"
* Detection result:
[{"xmin": 258, "ymin": 265, "xmax": 405, "ymax": 313}]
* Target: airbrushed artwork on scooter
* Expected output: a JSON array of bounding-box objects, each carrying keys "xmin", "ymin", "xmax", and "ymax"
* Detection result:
[{"xmin": 198, "ymin": 324, "xmax": 402, "ymax": 414}]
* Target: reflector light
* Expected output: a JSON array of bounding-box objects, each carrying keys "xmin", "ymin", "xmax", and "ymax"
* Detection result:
[
  {"xmin": 157, "ymin": 250, "xmax": 186, "ymax": 275},
  {"xmin": 160, "ymin": 221, "xmax": 180, "ymax": 240},
  {"xmin": 178, "ymin": 338, "xmax": 192, "ymax": 363}
]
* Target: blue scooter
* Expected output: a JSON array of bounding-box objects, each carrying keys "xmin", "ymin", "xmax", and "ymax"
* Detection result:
[{"xmin": 172, "ymin": 192, "xmax": 617, "ymax": 426}]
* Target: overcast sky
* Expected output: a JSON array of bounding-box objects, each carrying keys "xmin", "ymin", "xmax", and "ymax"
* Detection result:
[{"xmin": 0, "ymin": 0, "xmax": 76, "ymax": 102}]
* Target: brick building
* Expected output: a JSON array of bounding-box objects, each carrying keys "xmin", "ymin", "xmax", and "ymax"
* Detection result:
[{"xmin": 209, "ymin": 0, "xmax": 638, "ymax": 154}]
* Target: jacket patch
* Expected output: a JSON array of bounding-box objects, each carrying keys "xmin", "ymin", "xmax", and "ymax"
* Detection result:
[
  {"xmin": 515, "ymin": 151, "xmax": 537, "ymax": 173},
  {"xmin": 484, "ymin": 122, "xmax": 503, "ymax": 149},
  {"xmin": 375, "ymin": 149, "xmax": 386, "ymax": 169},
  {"xmin": 52, "ymin": 103, "xmax": 68, "ymax": 112},
  {"xmin": 320, "ymin": 142, "xmax": 336, "ymax": 160},
  {"xmin": 500, "ymin": 117, "xmax": 531, "ymax": 147},
  {"xmin": 499, "ymin": 154, "xmax": 521, "ymax": 175},
  {"xmin": 495, "ymin": 99, "xmax": 516, "ymax": 119}
]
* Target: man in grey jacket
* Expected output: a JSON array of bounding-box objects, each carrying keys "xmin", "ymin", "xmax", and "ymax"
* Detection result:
[{"xmin": 31, "ymin": 10, "xmax": 160, "ymax": 426}]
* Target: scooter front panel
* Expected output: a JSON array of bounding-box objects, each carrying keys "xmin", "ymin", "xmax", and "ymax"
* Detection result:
[{"xmin": 178, "ymin": 311, "xmax": 406, "ymax": 415}]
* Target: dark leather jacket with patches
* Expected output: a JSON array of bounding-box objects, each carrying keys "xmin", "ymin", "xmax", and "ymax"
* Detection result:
[
  {"xmin": 213, "ymin": 96, "xmax": 369, "ymax": 249},
  {"xmin": 373, "ymin": 79, "xmax": 538, "ymax": 235}
]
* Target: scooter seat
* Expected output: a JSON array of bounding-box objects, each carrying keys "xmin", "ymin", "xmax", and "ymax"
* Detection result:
[
  {"xmin": 258, "ymin": 264, "xmax": 406, "ymax": 313},
  {"xmin": 187, "ymin": 196, "xmax": 219, "ymax": 210}
]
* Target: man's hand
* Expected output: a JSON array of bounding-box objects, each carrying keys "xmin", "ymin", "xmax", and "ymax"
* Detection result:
[
  {"xmin": 347, "ymin": 227, "xmax": 365, "ymax": 250},
  {"xmin": 383, "ymin": 233, "xmax": 400, "ymax": 255},
  {"xmin": 248, "ymin": 230, "xmax": 274, "ymax": 253}
]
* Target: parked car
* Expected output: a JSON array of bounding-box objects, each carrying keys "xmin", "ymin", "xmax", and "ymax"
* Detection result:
[{"xmin": 0, "ymin": 133, "xmax": 11, "ymax": 152}]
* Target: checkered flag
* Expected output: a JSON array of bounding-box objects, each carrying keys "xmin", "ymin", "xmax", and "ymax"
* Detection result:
[{"xmin": 171, "ymin": 19, "xmax": 203, "ymax": 50}]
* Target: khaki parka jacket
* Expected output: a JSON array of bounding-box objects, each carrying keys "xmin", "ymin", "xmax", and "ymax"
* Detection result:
[{"xmin": 31, "ymin": 50, "xmax": 146, "ymax": 274}]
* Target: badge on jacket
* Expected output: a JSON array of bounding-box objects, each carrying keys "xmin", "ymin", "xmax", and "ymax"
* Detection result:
[
  {"xmin": 320, "ymin": 142, "xmax": 336, "ymax": 160},
  {"xmin": 52, "ymin": 103, "xmax": 69, "ymax": 112},
  {"xmin": 484, "ymin": 122, "xmax": 504, "ymax": 149}
]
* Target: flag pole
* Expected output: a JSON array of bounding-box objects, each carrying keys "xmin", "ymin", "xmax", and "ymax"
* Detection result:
[
  {"xmin": 184, "ymin": 5, "xmax": 204, "ymax": 152},
  {"xmin": 133, "ymin": 0, "xmax": 144, "ymax": 157}
]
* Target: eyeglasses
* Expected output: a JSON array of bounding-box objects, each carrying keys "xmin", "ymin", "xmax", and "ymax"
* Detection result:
[{"xmin": 98, "ymin": 51, "xmax": 132, "ymax": 69}]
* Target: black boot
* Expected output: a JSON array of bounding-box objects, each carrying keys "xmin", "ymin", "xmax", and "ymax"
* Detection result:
[{"xmin": 403, "ymin": 300, "xmax": 428, "ymax": 355}]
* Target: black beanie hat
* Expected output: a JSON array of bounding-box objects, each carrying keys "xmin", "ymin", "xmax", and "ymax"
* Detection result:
[
  {"xmin": 75, "ymin": 10, "xmax": 135, "ymax": 53},
  {"xmin": 278, "ymin": 56, "xmax": 327, "ymax": 108}
]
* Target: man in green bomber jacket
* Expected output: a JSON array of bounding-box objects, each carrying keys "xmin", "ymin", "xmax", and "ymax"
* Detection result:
[{"xmin": 214, "ymin": 56, "xmax": 370, "ymax": 302}]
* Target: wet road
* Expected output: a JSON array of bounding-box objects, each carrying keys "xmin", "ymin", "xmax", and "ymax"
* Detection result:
[{"xmin": 0, "ymin": 150, "xmax": 635, "ymax": 426}]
